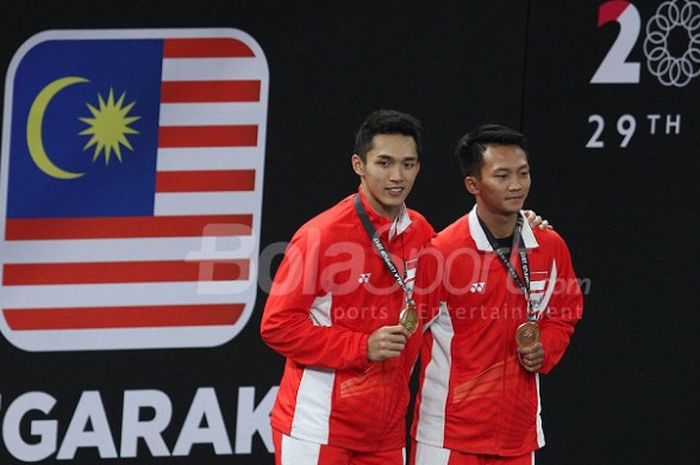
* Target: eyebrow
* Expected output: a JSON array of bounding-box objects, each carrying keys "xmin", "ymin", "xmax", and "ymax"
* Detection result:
[
  {"xmin": 376, "ymin": 154, "xmax": 418, "ymax": 161},
  {"xmin": 491, "ymin": 163, "xmax": 529, "ymax": 173}
]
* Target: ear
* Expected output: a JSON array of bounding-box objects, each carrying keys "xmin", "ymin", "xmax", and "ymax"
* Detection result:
[
  {"xmin": 465, "ymin": 176, "xmax": 479, "ymax": 195},
  {"xmin": 351, "ymin": 154, "xmax": 365, "ymax": 176}
]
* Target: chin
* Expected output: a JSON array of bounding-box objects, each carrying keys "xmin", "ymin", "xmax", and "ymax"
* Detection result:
[
  {"xmin": 383, "ymin": 195, "xmax": 406, "ymax": 207},
  {"xmin": 379, "ymin": 198, "xmax": 404, "ymax": 214},
  {"xmin": 501, "ymin": 205, "xmax": 524, "ymax": 215}
]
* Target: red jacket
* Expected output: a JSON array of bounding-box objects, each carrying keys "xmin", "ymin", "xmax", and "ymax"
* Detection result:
[
  {"xmin": 261, "ymin": 189, "xmax": 435, "ymax": 451},
  {"xmin": 412, "ymin": 206, "xmax": 583, "ymax": 456}
]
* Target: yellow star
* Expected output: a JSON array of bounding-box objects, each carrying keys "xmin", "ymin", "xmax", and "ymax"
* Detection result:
[{"xmin": 79, "ymin": 88, "xmax": 141, "ymax": 165}]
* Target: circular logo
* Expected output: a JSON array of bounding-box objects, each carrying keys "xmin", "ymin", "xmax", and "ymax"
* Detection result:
[{"xmin": 644, "ymin": 0, "xmax": 700, "ymax": 87}]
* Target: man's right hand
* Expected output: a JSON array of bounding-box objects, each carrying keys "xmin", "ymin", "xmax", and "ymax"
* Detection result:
[{"xmin": 367, "ymin": 325, "xmax": 409, "ymax": 361}]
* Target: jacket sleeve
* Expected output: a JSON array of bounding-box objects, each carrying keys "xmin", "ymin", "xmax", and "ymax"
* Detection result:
[
  {"xmin": 538, "ymin": 237, "xmax": 584, "ymax": 374},
  {"xmin": 260, "ymin": 226, "xmax": 370, "ymax": 370}
]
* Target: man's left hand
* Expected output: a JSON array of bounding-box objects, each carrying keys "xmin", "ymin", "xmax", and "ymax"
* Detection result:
[
  {"xmin": 517, "ymin": 341, "xmax": 544, "ymax": 373},
  {"xmin": 523, "ymin": 210, "xmax": 552, "ymax": 230}
]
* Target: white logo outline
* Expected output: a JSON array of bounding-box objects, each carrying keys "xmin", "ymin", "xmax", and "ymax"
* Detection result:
[{"xmin": 644, "ymin": 0, "xmax": 700, "ymax": 87}]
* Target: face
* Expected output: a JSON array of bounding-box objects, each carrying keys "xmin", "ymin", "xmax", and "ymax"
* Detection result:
[
  {"xmin": 465, "ymin": 144, "xmax": 530, "ymax": 216},
  {"xmin": 352, "ymin": 133, "xmax": 420, "ymax": 219}
]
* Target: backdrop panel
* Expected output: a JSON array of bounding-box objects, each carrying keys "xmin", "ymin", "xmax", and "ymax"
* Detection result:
[{"xmin": 0, "ymin": 1, "xmax": 695, "ymax": 465}]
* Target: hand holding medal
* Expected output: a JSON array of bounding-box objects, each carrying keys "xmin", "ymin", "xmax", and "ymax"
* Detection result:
[
  {"xmin": 517, "ymin": 336, "xmax": 544, "ymax": 373},
  {"xmin": 515, "ymin": 308, "xmax": 544, "ymax": 373},
  {"xmin": 515, "ymin": 317, "xmax": 544, "ymax": 372},
  {"xmin": 367, "ymin": 324, "xmax": 410, "ymax": 361}
]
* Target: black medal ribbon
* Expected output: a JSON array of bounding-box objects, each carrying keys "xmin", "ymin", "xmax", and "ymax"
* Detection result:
[
  {"xmin": 478, "ymin": 214, "xmax": 536, "ymax": 321},
  {"xmin": 354, "ymin": 194, "xmax": 411, "ymax": 298}
]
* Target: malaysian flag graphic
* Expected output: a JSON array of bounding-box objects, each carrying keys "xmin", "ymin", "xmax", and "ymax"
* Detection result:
[{"xmin": 0, "ymin": 29, "xmax": 269, "ymax": 351}]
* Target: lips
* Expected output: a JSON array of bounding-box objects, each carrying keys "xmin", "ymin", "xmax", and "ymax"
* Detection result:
[{"xmin": 386, "ymin": 186, "xmax": 405, "ymax": 196}]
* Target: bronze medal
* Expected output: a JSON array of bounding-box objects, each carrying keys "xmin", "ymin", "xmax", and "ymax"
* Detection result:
[
  {"xmin": 515, "ymin": 321, "xmax": 540, "ymax": 349},
  {"xmin": 399, "ymin": 300, "xmax": 418, "ymax": 333}
]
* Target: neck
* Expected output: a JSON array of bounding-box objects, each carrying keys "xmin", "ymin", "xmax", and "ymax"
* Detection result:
[
  {"xmin": 476, "ymin": 204, "xmax": 518, "ymax": 239},
  {"xmin": 360, "ymin": 185, "xmax": 399, "ymax": 220}
]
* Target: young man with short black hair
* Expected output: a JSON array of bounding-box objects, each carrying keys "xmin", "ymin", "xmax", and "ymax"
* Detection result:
[
  {"xmin": 261, "ymin": 109, "xmax": 434, "ymax": 465},
  {"xmin": 412, "ymin": 124, "xmax": 583, "ymax": 465}
]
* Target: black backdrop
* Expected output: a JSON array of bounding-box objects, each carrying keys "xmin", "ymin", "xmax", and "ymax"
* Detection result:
[{"xmin": 1, "ymin": 1, "xmax": 697, "ymax": 464}]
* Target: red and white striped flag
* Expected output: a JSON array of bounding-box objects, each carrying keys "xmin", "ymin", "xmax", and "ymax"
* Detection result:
[{"xmin": 0, "ymin": 29, "xmax": 268, "ymax": 351}]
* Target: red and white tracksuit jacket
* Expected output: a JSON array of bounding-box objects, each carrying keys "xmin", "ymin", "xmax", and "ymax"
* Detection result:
[
  {"xmin": 261, "ymin": 188, "xmax": 435, "ymax": 451},
  {"xmin": 411, "ymin": 206, "xmax": 583, "ymax": 456}
]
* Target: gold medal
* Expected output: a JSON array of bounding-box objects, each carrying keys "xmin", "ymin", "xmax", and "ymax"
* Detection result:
[
  {"xmin": 515, "ymin": 321, "xmax": 540, "ymax": 349},
  {"xmin": 399, "ymin": 300, "xmax": 418, "ymax": 333}
]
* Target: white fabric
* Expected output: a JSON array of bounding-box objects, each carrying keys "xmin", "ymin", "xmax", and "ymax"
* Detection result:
[
  {"xmin": 309, "ymin": 293, "xmax": 333, "ymax": 327},
  {"xmin": 415, "ymin": 302, "xmax": 453, "ymax": 446},
  {"xmin": 414, "ymin": 441, "xmax": 450, "ymax": 465},
  {"xmin": 389, "ymin": 203, "xmax": 412, "ymax": 240},
  {"xmin": 535, "ymin": 374, "xmax": 545, "ymax": 448},
  {"xmin": 468, "ymin": 206, "xmax": 539, "ymax": 251},
  {"xmin": 291, "ymin": 294, "xmax": 335, "ymax": 442},
  {"xmin": 280, "ymin": 432, "xmax": 321, "ymax": 465}
]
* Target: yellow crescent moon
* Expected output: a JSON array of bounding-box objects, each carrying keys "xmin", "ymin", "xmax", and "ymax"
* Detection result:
[{"xmin": 27, "ymin": 76, "xmax": 89, "ymax": 179}]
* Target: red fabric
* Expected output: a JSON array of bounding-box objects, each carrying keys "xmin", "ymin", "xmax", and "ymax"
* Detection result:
[
  {"xmin": 410, "ymin": 439, "xmax": 533, "ymax": 465},
  {"xmin": 274, "ymin": 429, "xmax": 405, "ymax": 465},
  {"xmin": 409, "ymin": 441, "xmax": 535, "ymax": 465}
]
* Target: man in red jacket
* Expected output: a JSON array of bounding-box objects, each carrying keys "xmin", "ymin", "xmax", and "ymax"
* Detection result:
[
  {"xmin": 411, "ymin": 124, "xmax": 583, "ymax": 465},
  {"xmin": 261, "ymin": 109, "xmax": 435, "ymax": 465}
]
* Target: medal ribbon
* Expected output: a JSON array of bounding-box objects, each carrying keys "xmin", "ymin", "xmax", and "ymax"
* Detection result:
[
  {"xmin": 354, "ymin": 195, "xmax": 412, "ymax": 302},
  {"xmin": 478, "ymin": 215, "xmax": 536, "ymax": 321}
]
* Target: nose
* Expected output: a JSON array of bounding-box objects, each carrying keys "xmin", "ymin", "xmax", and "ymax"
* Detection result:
[
  {"xmin": 508, "ymin": 178, "xmax": 522, "ymax": 191},
  {"xmin": 390, "ymin": 165, "xmax": 405, "ymax": 182}
]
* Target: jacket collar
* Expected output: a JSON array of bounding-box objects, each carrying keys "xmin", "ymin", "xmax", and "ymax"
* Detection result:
[
  {"xmin": 467, "ymin": 205, "xmax": 539, "ymax": 252},
  {"xmin": 357, "ymin": 187, "xmax": 412, "ymax": 241}
]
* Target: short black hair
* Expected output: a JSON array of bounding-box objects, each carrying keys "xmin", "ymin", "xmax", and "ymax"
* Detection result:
[
  {"xmin": 455, "ymin": 124, "xmax": 527, "ymax": 178},
  {"xmin": 354, "ymin": 109, "xmax": 423, "ymax": 161}
]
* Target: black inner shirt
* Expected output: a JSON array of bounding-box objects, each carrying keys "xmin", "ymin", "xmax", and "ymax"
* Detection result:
[{"xmin": 493, "ymin": 235, "xmax": 514, "ymax": 258}]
